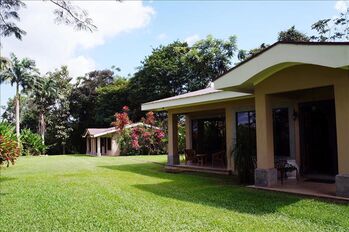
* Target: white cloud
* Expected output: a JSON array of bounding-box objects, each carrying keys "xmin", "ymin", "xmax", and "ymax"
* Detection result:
[
  {"xmin": 66, "ymin": 56, "xmax": 96, "ymax": 79},
  {"xmin": 157, "ymin": 33, "xmax": 168, "ymax": 41},
  {"xmin": 1, "ymin": 1, "xmax": 155, "ymax": 77},
  {"xmin": 185, "ymin": 34, "xmax": 200, "ymax": 46},
  {"xmin": 335, "ymin": 0, "xmax": 348, "ymax": 13}
]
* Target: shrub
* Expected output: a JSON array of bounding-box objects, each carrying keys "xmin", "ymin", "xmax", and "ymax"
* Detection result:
[
  {"xmin": 20, "ymin": 129, "xmax": 47, "ymax": 156},
  {"xmin": 112, "ymin": 107, "xmax": 166, "ymax": 155},
  {"xmin": 233, "ymin": 126, "xmax": 256, "ymax": 184},
  {"xmin": 0, "ymin": 122, "xmax": 20, "ymax": 167}
]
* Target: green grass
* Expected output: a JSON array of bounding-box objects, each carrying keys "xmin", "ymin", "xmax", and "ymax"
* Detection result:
[{"xmin": 0, "ymin": 155, "xmax": 348, "ymax": 232}]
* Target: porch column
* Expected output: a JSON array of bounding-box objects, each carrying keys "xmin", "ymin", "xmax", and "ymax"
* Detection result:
[
  {"xmin": 225, "ymin": 107, "xmax": 234, "ymax": 171},
  {"xmin": 86, "ymin": 138, "xmax": 89, "ymax": 154},
  {"xmin": 255, "ymin": 93, "xmax": 277, "ymax": 186},
  {"xmin": 185, "ymin": 115, "xmax": 192, "ymax": 149},
  {"xmin": 168, "ymin": 112, "xmax": 179, "ymax": 165},
  {"xmin": 334, "ymin": 79, "xmax": 349, "ymax": 197},
  {"xmin": 97, "ymin": 137, "xmax": 101, "ymax": 157}
]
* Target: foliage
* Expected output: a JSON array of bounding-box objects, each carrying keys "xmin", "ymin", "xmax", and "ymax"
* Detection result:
[
  {"xmin": 233, "ymin": 125, "xmax": 256, "ymax": 184},
  {"xmin": 0, "ymin": 122, "xmax": 20, "ymax": 166},
  {"xmin": 0, "ymin": 0, "xmax": 26, "ymax": 40},
  {"xmin": 310, "ymin": 7, "xmax": 349, "ymax": 41},
  {"xmin": 177, "ymin": 122, "xmax": 186, "ymax": 154},
  {"xmin": 45, "ymin": 66, "xmax": 73, "ymax": 154},
  {"xmin": 112, "ymin": 107, "xmax": 166, "ymax": 155},
  {"xmin": 1, "ymin": 155, "xmax": 349, "ymax": 231},
  {"xmin": 20, "ymin": 129, "xmax": 47, "ymax": 156},
  {"xmin": 0, "ymin": 53, "xmax": 39, "ymax": 139},
  {"xmin": 31, "ymin": 75, "xmax": 59, "ymax": 145},
  {"xmin": 0, "ymin": 0, "xmax": 96, "ymax": 41},
  {"xmin": 128, "ymin": 36, "xmax": 237, "ymax": 119},
  {"xmin": 237, "ymin": 43, "xmax": 269, "ymax": 61},
  {"xmin": 95, "ymin": 77, "xmax": 129, "ymax": 125},
  {"xmin": 69, "ymin": 69, "xmax": 117, "ymax": 153},
  {"xmin": 278, "ymin": 26, "xmax": 310, "ymax": 42}
]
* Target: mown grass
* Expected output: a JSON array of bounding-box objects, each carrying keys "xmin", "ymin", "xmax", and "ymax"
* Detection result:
[{"xmin": 0, "ymin": 155, "xmax": 348, "ymax": 231}]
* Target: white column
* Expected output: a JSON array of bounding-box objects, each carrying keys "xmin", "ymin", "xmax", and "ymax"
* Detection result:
[
  {"xmin": 97, "ymin": 137, "xmax": 101, "ymax": 156},
  {"xmin": 86, "ymin": 138, "xmax": 89, "ymax": 154}
]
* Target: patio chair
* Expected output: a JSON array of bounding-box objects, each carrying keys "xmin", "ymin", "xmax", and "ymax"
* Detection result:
[
  {"xmin": 275, "ymin": 160, "xmax": 300, "ymax": 184},
  {"xmin": 184, "ymin": 149, "xmax": 198, "ymax": 165},
  {"xmin": 212, "ymin": 150, "xmax": 226, "ymax": 168}
]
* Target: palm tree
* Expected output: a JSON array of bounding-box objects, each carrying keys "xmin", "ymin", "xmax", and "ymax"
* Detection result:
[
  {"xmin": 0, "ymin": 54, "xmax": 38, "ymax": 141},
  {"xmin": 32, "ymin": 76, "xmax": 58, "ymax": 145}
]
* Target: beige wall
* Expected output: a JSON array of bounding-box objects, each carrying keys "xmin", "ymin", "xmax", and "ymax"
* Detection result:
[{"xmin": 255, "ymin": 64, "xmax": 349, "ymax": 174}]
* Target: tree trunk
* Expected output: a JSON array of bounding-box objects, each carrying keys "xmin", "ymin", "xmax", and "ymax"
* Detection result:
[
  {"xmin": 38, "ymin": 112, "xmax": 46, "ymax": 145},
  {"xmin": 15, "ymin": 83, "xmax": 20, "ymax": 142}
]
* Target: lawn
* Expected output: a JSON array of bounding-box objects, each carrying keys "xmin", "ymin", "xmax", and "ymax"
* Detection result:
[{"xmin": 0, "ymin": 155, "xmax": 348, "ymax": 231}]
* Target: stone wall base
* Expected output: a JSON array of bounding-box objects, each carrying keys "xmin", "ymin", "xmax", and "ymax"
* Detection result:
[
  {"xmin": 336, "ymin": 174, "xmax": 349, "ymax": 198},
  {"xmin": 255, "ymin": 168, "xmax": 277, "ymax": 187}
]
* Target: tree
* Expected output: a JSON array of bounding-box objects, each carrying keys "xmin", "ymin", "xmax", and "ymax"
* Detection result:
[
  {"xmin": 69, "ymin": 69, "xmax": 115, "ymax": 152},
  {"xmin": 0, "ymin": 0, "xmax": 26, "ymax": 40},
  {"xmin": 45, "ymin": 66, "xmax": 73, "ymax": 154},
  {"xmin": 95, "ymin": 77, "xmax": 129, "ymax": 126},
  {"xmin": 310, "ymin": 7, "xmax": 349, "ymax": 41},
  {"xmin": 0, "ymin": 0, "xmax": 96, "ymax": 41},
  {"xmin": 0, "ymin": 53, "xmax": 38, "ymax": 141},
  {"xmin": 128, "ymin": 35, "xmax": 238, "ymax": 119},
  {"xmin": 31, "ymin": 76, "xmax": 58, "ymax": 145},
  {"xmin": 278, "ymin": 26, "xmax": 309, "ymax": 42}
]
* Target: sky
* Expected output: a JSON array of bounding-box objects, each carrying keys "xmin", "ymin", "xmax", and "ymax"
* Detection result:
[{"xmin": 0, "ymin": 0, "xmax": 348, "ymax": 115}]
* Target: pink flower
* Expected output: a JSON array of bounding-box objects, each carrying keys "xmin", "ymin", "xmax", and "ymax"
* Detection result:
[{"xmin": 122, "ymin": 106, "xmax": 129, "ymax": 112}]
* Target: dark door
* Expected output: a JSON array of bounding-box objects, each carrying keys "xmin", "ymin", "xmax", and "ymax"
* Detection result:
[{"xmin": 299, "ymin": 100, "xmax": 338, "ymax": 177}]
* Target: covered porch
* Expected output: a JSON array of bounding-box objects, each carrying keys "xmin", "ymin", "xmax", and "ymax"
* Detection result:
[{"xmin": 142, "ymin": 42, "xmax": 349, "ymax": 198}]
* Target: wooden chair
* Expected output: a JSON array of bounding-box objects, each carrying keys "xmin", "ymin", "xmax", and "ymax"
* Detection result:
[
  {"xmin": 184, "ymin": 149, "xmax": 198, "ymax": 165},
  {"xmin": 212, "ymin": 150, "xmax": 226, "ymax": 168}
]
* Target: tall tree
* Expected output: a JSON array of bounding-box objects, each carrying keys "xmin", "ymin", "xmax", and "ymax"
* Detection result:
[
  {"xmin": 95, "ymin": 77, "xmax": 129, "ymax": 126},
  {"xmin": 69, "ymin": 69, "xmax": 115, "ymax": 152},
  {"xmin": 0, "ymin": 53, "xmax": 38, "ymax": 141},
  {"xmin": 31, "ymin": 76, "xmax": 58, "ymax": 145},
  {"xmin": 128, "ymin": 35, "xmax": 237, "ymax": 119},
  {"xmin": 46, "ymin": 66, "xmax": 73, "ymax": 154}
]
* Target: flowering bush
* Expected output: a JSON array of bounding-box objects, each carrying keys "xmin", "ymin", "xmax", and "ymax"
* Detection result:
[
  {"xmin": 0, "ymin": 122, "xmax": 20, "ymax": 167},
  {"xmin": 112, "ymin": 106, "xmax": 167, "ymax": 155}
]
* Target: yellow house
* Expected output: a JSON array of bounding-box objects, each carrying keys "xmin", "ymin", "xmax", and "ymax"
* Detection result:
[{"xmin": 141, "ymin": 42, "xmax": 349, "ymax": 198}]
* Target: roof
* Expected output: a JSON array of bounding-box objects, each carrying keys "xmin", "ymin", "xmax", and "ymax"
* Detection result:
[
  {"xmin": 82, "ymin": 127, "xmax": 116, "ymax": 138},
  {"xmin": 141, "ymin": 42, "xmax": 349, "ymax": 111},
  {"xmin": 141, "ymin": 87, "xmax": 251, "ymax": 111},
  {"xmin": 213, "ymin": 41, "xmax": 349, "ymax": 92},
  {"xmin": 82, "ymin": 123, "xmax": 160, "ymax": 138}
]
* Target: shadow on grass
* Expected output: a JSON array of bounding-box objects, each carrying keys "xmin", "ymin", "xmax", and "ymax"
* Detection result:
[
  {"xmin": 0, "ymin": 176, "xmax": 16, "ymax": 183},
  {"xmin": 100, "ymin": 163, "xmax": 300, "ymax": 215}
]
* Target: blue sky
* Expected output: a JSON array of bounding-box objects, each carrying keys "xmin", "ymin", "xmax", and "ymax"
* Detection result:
[{"xmin": 0, "ymin": 0, "xmax": 346, "ymax": 114}]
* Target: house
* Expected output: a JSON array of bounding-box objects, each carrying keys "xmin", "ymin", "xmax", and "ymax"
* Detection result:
[
  {"xmin": 141, "ymin": 42, "xmax": 349, "ymax": 198},
  {"xmin": 83, "ymin": 123, "xmax": 154, "ymax": 156}
]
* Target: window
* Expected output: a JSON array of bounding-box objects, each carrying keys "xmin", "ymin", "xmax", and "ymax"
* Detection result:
[
  {"xmin": 107, "ymin": 138, "xmax": 112, "ymax": 150},
  {"xmin": 192, "ymin": 117, "xmax": 226, "ymax": 154},
  {"xmin": 236, "ymin": 111, "xmax": 256, "ymax": 154},
  {"xmin": 273, "ymin": 108, "xmax": 290, "ymax": 157}
]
